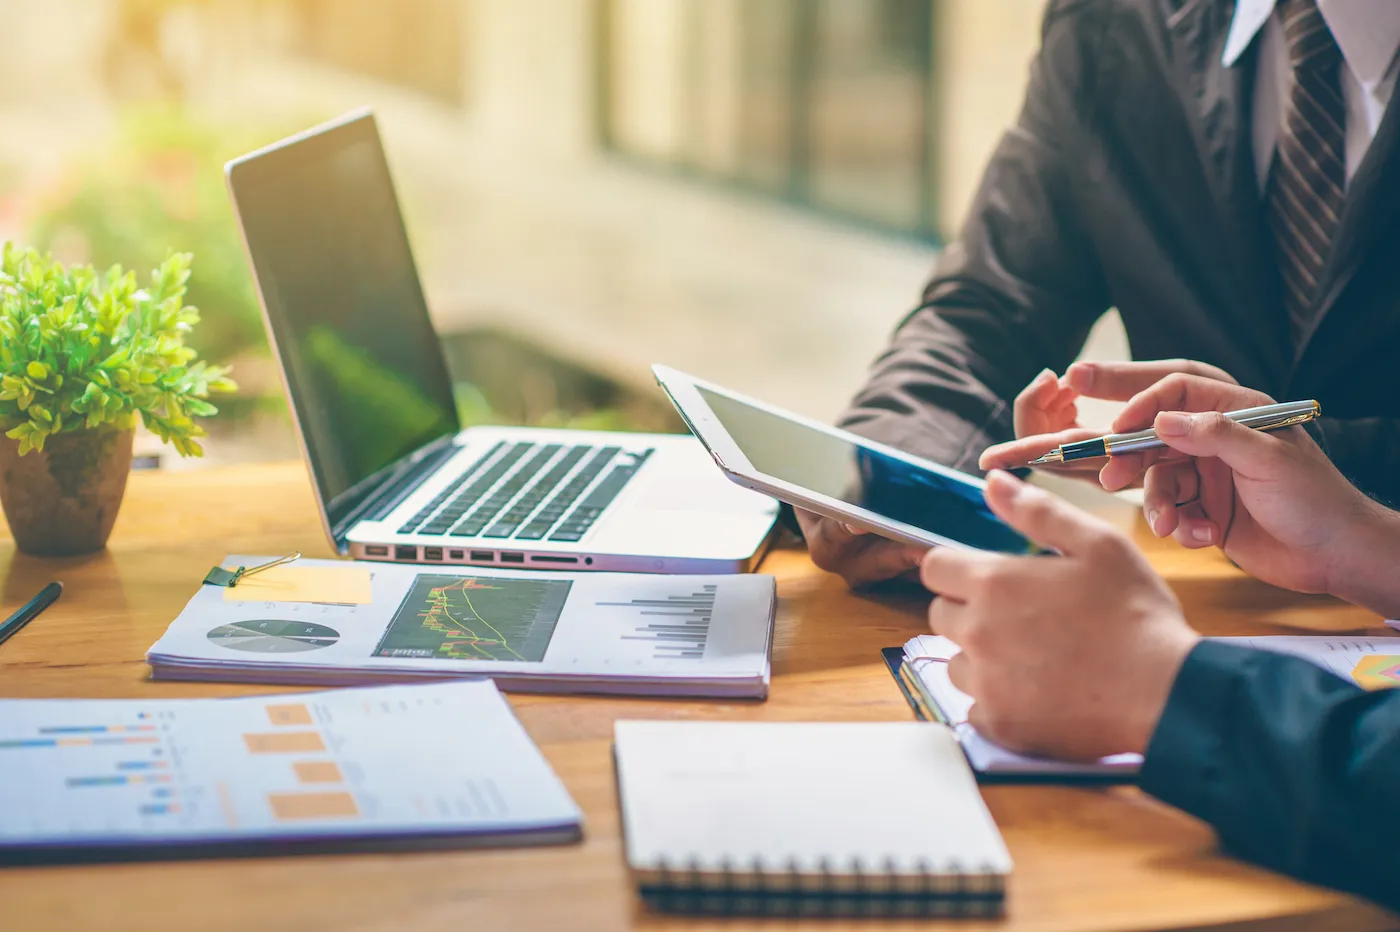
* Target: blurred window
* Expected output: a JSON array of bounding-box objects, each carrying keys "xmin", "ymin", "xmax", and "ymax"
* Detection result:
[{"xmin": 600, "ymin": 0, "xmax": 938, "ymax": 239}]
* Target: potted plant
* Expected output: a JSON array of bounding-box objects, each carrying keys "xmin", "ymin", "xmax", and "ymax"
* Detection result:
[{"xmin": 0, "ymin": 244, "xmax": 234, "ymax": 556}]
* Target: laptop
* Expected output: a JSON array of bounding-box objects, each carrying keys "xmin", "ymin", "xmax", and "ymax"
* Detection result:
[{"xmin": 225, "ymin": 109, "xmax": 779, "ymax": 574}]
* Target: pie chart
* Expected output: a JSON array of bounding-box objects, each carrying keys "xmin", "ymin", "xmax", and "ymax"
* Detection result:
[{"xmin": 207, "ymin": 620, "xmax": 341, "ymax": 653}]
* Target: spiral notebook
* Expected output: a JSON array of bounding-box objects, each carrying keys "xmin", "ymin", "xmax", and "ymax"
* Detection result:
[{"xmin": 613, "ymin": 720, "xmax": 1012, "ymax": 917}]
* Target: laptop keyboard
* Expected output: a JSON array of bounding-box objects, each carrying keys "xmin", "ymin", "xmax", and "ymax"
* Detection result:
[{"xmin": 397, "ymin": 441, "xmax": 653, "ymax": 543}]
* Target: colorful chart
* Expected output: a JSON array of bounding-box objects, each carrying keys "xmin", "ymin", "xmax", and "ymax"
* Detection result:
[
  {"xmin": 375, "ymin": 574, "xmax": 571, "ymax": 662},
  {"xmin": 1351, "ymin": 655, "xmax": 1400, "ymax": 690},
  {"xmin": 207, "ymin": 620, "xmax": 341, "ymax": 652}
]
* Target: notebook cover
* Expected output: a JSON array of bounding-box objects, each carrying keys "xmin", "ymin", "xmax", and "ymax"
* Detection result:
[{"xmin": 882, "ymin": 647, "xmax": 1137, "ymax": 785}]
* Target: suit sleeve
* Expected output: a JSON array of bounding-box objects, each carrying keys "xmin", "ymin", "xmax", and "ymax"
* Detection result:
[
  {"xmin": 1140, "ymin": 640, "xmax": 1400, "ymax": 911},
  {"xmin": 838, "ymin": 0, "xmax": 1112, "ymax": 471}
]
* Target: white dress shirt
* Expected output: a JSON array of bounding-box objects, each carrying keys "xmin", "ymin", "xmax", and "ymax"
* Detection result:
[{"xmin": 1222, "ymin": 0, "xmax": 1400, "ymax": 188}]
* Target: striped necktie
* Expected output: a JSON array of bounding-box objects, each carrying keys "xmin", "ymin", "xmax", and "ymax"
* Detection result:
[{"xmin": 1265, "ymin": 0, "xmax": 1347, "ymax": 345}]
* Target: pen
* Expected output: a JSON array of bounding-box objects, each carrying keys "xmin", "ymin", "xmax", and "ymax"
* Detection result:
[
  {"xmin": 0, "ymin": 581, "xmax": 63, "ymax": 648},
  {"xmin": 1028, "ymin": 400, "xmax": 1321, "ymax": 465}
]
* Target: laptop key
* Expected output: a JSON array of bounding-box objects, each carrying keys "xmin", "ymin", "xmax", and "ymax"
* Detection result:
[
  {"xmin": 412, "ymin": 441, "xmax": 535, "ymax": 537},
  {"xmin": 545, "ymin": 452, "xmax": 652, "ymax": 543},
  {"xmin": 447, "ymin": 444, "xmax": 561, "ymax": 538},
  {"xmin": 395, "ymin": 441, "xmax": 507, "ymax": 533}
]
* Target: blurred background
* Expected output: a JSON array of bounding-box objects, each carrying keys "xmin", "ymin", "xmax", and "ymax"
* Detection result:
[{"xmin": 0, "ymin": 0, "xmax": 1126, "ymax": 468}]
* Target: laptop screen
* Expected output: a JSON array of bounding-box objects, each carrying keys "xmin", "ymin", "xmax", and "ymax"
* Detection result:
[{"xmin": 228, "ymin": 113, "xmax": 459, "ymax": 522}]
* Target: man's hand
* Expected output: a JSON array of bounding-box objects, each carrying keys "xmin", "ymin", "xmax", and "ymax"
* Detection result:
[
  {"xmin": 1099, "ymin": 374, "xmax": 1400, "ymax": 611},
  {"xmin": 795, "ymin": 509, "xmax": 926, "ymax": 588},
  {"xmin": 979, "ymin": 359, "xmax": 1238, "ymax": 481},
  {"xmin": 920, "ymin": 472, "xmax": 1198, "ymax": 760}
]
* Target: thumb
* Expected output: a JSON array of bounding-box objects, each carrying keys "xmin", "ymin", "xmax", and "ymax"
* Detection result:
[
  {"xmin": 1154, "ymin": 411, "xmax": 1284, "ymax": 473},
  {"xmin": 982, "ymin": 470, "xmax": 1113, "ymax": 556}
]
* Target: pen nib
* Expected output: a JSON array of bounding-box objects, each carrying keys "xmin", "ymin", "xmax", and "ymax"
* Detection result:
[{"xmin": 1027, "ymin": 450, "xmax": 1063, "ymax": 466}]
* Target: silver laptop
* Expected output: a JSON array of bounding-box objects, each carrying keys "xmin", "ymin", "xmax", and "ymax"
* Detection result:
[{"xmin": 225, "ymin": 109, "xmax": 778, "ymax": 574}]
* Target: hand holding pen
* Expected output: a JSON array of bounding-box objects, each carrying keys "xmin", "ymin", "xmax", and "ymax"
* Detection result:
[{"xmin": 1026, "ymin": 399, "xmax": 1319, "ymax": 465}]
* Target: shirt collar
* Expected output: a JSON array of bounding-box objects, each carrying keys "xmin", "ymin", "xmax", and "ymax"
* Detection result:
[
  {"xmin": 1222, "ymin": 0, "xmax": 1276, "ymax": 68},
  {"xmin": 1223, "ymin": 0, "xmax": 1400, "ymax": 92}
]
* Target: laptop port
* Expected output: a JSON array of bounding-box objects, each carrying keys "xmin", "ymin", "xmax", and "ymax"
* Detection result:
[
  {"xmin": 530, "ymin": 555, "xmax": 578, "ymax": 564},
  {"xmin": 365, "ymin": 545, "xmax": 388, "ymax": 557},
  {"xmin": 395, "ymin": 545, "xmax": 417, "ymax": 561},
  {"xmin": 499, "ymin": 552, "xmax": 525, "ymax": 564},
  {"xmin": 449, "ymin": 550, "xmax": 464, "ymax": 560},
  {"xmin": 470, "ymin": 551, "xmax": 494, "ymax": 562},
  {"xmin": 423, "ymin": 547, "xmax": 443, "ymax": 561}
]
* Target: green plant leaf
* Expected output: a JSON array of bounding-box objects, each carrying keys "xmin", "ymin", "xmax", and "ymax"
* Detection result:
[{"xmin": 0, "ymin": 245, "xmax": 233, "ymax": 458}]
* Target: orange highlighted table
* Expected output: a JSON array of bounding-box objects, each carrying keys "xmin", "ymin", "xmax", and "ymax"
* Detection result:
[
  {"xmin": 243, "ymin": 732, "xmax": 326, "ymax": 754},
  {"xmin": 268, "ymin": 792, "xmax": 359, "ymax": 820},
  {"xmin": 266, "ymin": 703, "xmax": 314, "ymax": 726},
  {"xmin": 292, "ymin": 761, "xmax": 344, "ymax": 784}
]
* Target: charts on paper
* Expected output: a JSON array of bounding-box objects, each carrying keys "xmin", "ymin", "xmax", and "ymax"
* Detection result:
[{"xmin": 374, "ymin": 575, "xmax": 571, "ymax": 662}]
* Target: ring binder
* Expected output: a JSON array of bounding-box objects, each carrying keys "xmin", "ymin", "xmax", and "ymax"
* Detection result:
[{"xmin": 636, "ymin": 851, "xmax": 1005, "ymax": 918}]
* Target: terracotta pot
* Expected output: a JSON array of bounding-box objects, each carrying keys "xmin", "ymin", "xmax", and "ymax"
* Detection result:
[{"xmin": 0, "ymin": 429, "xmax": 134, "ymax": 556}]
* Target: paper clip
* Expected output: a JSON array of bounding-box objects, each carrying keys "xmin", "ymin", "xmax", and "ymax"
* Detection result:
[{"xmin": 202, "ymin": 552, "xmax": 302, "ymax": 588}]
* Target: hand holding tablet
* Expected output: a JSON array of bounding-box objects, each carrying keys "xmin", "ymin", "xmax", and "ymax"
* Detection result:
[{"xmin": 652, "ymin": 366, "xmax": 1040, "ymax": 559}]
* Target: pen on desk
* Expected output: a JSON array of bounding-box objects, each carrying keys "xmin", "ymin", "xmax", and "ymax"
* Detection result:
[
  {"xmin": 1027, "ymin": 400, "xmax": 1320, "ymax": 465},
  {"xmin": 0, "ymin": 581, "xmax": 63, "ymax": 648}
]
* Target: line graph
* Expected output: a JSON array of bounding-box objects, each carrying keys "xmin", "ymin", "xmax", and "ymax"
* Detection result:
[{"xmin": 375, "ymin": 575, "xmax": 571, "ymax": 662}]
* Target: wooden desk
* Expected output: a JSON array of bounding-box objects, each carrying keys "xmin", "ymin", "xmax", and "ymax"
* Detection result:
[{"xmin": 2, "ymin": 462, "xmax": 1395, "ymax": 932}]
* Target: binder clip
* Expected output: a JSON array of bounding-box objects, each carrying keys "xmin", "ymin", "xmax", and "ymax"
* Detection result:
[{"xmin": 203, "ymin": 552, "xmax": 301, "ymax": 588}]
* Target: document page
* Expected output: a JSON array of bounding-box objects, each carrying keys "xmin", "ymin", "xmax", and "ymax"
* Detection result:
[
  {"xmin": 0, "ymin": 681, "xmax": 580, "ymax": 852},
  {"xmin": 147, "ymin": 558, "xmax": 774, "ymax": 695}
]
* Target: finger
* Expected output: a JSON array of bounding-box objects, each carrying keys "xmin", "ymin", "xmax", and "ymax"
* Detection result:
[
  {"xmin": 979, "ymin": 427, "xmax": 1103, "ymax": 470},
  {"xmin": 1173, "ymin": 500, "xmax": 1218, "ymax": 548},
  {"xmin": 1153, "ymin": 410, "xmax": 1288, "ymax": 479},
  {"xmin": 841, "ymin": 540, "xmax": 927, "ymax": 589},
  {"xmin": 981, "ymin": 470, "xmax": 1115, "ymax": 556},
  {"xmin": 1098, "ymin": 448, "xmax": 1166, "ymax": 491},
  {"xmin": 966, "ymin": 702, "xmax": 1004, "ymax": 743},
  {"xmin": 926, "ymin": 590, "xmax": 965, "ymax": 640},
  {"xmin": 1111, "ymin": 374, "xmax": 1274, "ymax": 433},
  {"xmin": 1067, "ymin": 359, "xmax": 1238, "ymax": 402},
  {"xmin": 920, "ymin": 545, "xmax": 1003, "ymax": 600},
  {"xmin": 1169, "ymin": 455, "xmax": 1232, "ymax": 549},
  {"xmin": 1013, "ymin": 368, "xmax": 1061, "ymax": 436},
  {"xmin": 1142, "ymin": 461, "xmax": 1198, "ymax": 537},
  {"xmin": 1047, "ymin": 391, "xmax": 1079, "ymax": 415},
  {"xmin": 802, "ymin": 514, "xmax": 920, "ymax": 585}
]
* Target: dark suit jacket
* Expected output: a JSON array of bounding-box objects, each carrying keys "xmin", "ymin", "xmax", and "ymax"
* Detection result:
[
  {"xmin": 1143, "ymin": 641, "xmax": 1400, "ymax": 912},
  {"xmin": 840, "ymin": 0, "xmax": 1400, "ymax": 503}
]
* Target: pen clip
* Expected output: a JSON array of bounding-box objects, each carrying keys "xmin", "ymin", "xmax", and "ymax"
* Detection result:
[
  {"xmin": 204, "ymin": 552, "xmax": 301, "ymax": 588},
  {"xmin": 232, "ymin": 552, "xmax": 301, "ymax": 586},
  {"xmin": 1270, "ymin": 412, "xmax": 1316, "ymax": 429}
]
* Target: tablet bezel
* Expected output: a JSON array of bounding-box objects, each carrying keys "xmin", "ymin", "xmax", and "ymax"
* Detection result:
[{"xmin": 652, "ymin": 364, "xmax": 1020, "ymax": 553}]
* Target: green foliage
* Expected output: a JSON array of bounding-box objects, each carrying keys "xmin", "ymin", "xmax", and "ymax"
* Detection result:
[{"xmin": 0, "ymin": 245, "xmax": 235, "ymax": 457}]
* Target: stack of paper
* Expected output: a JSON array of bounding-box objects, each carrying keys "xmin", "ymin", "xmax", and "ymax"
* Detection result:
[
  {"xmin": 147, "ymin": 557, "xmax": 776, "ymax": 698},
  {"xmin": 0, "ymin": 681, "xmax": 581, "ymax": 862}
]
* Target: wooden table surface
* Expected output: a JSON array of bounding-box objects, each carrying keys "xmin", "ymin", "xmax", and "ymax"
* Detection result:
[{"xmin": 2, "ymin": 462, "xmax": 1396, "ymax": 932}]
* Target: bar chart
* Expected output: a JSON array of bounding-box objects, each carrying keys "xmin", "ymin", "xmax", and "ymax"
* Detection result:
[{"xmin": 604, "ymin": 583, "xmax": 716, "ymax": 660}]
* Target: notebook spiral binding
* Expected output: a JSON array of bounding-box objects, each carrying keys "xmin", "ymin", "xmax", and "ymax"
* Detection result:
[{"xmin": 639, "ymin": 854, "xmax": 1006, "ymax": 917}]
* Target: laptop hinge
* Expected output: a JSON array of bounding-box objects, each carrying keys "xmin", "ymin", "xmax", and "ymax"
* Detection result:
[{"xmin": 328, "ymin": 437, "xmax": 459, "ymax": 549}]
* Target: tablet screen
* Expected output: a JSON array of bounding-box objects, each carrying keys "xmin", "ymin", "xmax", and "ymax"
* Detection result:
[{"xmin": 696, "ymin": 387, "xmax": 1036, "ymax": 554}]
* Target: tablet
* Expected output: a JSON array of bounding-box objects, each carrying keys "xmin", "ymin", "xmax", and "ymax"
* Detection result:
[{"xmin": 653, "ymin": 366, "xmax": 1039, "ymax": 554}]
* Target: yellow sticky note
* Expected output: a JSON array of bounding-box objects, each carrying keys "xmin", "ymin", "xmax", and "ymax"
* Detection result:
[{"xmin": 222, "ymin": 565, "xmax": 372, "ymax": 604}]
